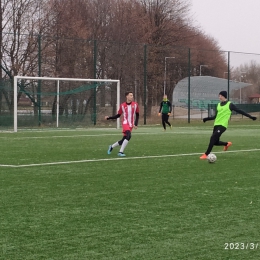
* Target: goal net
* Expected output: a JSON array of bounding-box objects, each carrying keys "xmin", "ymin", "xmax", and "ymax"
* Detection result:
[{"xmin": 12, "ymin": 76, "xmax": 120, "ymax": 132}]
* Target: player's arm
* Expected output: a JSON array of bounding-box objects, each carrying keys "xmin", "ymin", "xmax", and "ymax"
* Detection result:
[
  {"xmin": 158, "ymin": 102, "xmax": 163, "ymax": 115},
  {"xmin": 105, "ymin": 114, "xmax": 121, "ymax": 120},
  {"xmin": 158, "ymin": 102, "xmax": 162, "ymax": 113},
  {"xmin": 167, "ymin": 101, "xmax": 172, "ymax": 114},
  {"xmin": 230, "ymin": 103, "xmax": 257, "ymax": 120},
  {"xmin": 134, "ymin": 112, "xmax": 139, "ymax": 127},
  {"xmin": 203, "ymin": 111, "xmax": 217, "ymax": 122}
]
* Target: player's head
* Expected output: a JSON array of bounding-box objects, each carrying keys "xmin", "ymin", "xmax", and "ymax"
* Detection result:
[
  {"xmin": 125, "ymin": 91, "xmax": 134, "ymax": 102},
  {"xmin": 163, "ymin": 94, "xmax": 167, "ymax": 101},
  {"xmin": 219, "ymin": 91, "xmax": 227, "ymax": 101}
]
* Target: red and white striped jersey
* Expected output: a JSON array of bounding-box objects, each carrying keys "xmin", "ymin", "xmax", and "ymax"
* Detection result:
[{"xmin": 118, "ymin": 102, "xmax": 139, "ymax": 127}]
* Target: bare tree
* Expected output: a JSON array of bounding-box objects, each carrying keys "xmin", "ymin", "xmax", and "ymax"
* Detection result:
[
  {"xmin": 0, "ymin": 0, "xmax": 231, "ymax": 121},
  {"xmin": 0, "ymin": 0, "xmax": 54, "ymax": 116},
  {"xmin": 232, "ymin": 61, "xmax": 260, "ymax": 102}
]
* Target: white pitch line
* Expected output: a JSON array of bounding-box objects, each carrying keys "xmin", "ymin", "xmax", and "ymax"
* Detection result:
[
  {"xmin": 0, "ymin": 131, "xmax": 212, "ymax": 140},
  {"xmin": 1, "ymin": 148, "xmax": 260, "ymax": 168}
]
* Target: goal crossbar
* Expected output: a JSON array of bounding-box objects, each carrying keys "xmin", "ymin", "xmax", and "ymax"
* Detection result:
[{"xmin": 13, "ymin": 76, "xmax": 120, "ymax": 132}]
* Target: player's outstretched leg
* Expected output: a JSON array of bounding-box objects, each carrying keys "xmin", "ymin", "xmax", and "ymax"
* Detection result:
[
  {"xmin": 223, "ymin": 141, "xmax": 232, "ymax": 151},
  {"xmin": 200, "ymin": 154, "xmax": 208, "ymax": 159},
  {"xmin": 118, "ymin": 131, "xmax": 130, "ymax": 157},
  {"xmin": 162, "ymin": 122, "xmax": 166, "ymax": 131},
  {"xmin": 107, "ymin": 141, "xmax": 120, "ymax": 155},
  {"xmin": 107, "ymin": 145, "xmax": 113, "ymax": 155}
]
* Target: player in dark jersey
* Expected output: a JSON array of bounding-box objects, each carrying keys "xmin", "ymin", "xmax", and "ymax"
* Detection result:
[
  {"xmin": 158, "ymin": 94, "xmax": 172, "ymax": 131},
  {"xmin": 105, "ymin": 91, "xmax": 139, "ymax": 157},
  {"xmin": 200, "ymin": 91, "xmax": 257, "ymax": 159}
]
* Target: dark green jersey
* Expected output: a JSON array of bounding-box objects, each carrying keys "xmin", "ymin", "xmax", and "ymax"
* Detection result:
[{"xmin": 159, "ymin": 100, "xmax": 172, "ymax": 114}]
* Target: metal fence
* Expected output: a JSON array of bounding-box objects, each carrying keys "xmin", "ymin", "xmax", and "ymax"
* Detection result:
[{"xmin": 1, "ymin": 33, "xmax": 260, "ymax": 129}]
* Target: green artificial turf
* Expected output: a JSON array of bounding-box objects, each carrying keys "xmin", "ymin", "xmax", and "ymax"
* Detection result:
[{"xmin": 0, "ymin": 123, "xmax": 260, "ymax": 259}]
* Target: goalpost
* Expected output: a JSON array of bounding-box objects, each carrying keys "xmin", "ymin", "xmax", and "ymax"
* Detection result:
[{"xmin": 13, "ymin": 76, "xmax": 120, "ymax": 132}]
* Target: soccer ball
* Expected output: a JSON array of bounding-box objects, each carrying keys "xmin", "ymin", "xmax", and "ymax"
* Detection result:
[{"xmin": 207, "ymin": 153, "xmax": 217, "ymax": 163}]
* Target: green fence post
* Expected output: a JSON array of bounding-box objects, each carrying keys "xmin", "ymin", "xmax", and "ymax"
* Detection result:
[
  {"xmin": 143, "ymin": 44, "xmax": 147, "ymax": 125},
  {"xmin": 93, "ymin": 39, "xmax": 97, "ymax": 125},
  {"xmin": 227, "ymin": 51, "xmax": 230, "ymax": 99},
  {"xmin": 38, "ymin": 34, "xmax": 42, "ymax": 126},
  {"xmin": 188, "ymin": 48, "xmax": 191, "ymax": 123}
]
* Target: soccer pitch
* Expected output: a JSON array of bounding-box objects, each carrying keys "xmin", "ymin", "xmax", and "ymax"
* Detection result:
[{"xmin": 1, "ymin": 124, "xmax": 260, "ymax": 259}]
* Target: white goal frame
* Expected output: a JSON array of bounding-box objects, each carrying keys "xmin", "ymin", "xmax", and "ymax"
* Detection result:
[{"xmin": 13, "ymin": 76, "xmax": 120, "ymax": 132}]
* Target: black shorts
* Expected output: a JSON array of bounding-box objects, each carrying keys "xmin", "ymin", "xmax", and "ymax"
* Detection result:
[{"xmin": 212, "ymin": 125, "xmax": 226, "ymax": 135}]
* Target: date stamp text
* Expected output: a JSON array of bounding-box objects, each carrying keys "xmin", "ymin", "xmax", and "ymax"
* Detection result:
[{"xmin": 224, "ymin": 243, "xmax": 259, "ymax": 250}]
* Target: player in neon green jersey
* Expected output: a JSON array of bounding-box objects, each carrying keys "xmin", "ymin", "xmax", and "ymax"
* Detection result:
[{"xmin": 200, "ymin": 91, "xmax": 257, "ymax": 159}]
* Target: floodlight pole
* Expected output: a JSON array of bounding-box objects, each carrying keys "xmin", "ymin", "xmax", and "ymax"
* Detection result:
[
  {"xmin": 57, "ymin": 80, "xmax": 60, "ymax": 128},
  {"xmin": 164, "ymin": 57, "xmax": 175, "ymax": 95},
  {"xmin": 239, "ymin": 71, "xmax": 247, "ymax": 104},
  {"xmin": 199, "ymin": 65, "xmax": 208, "ymax": 76}
]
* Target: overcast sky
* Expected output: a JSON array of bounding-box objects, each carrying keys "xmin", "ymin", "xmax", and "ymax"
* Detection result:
[{"xmin": 191, "ymin": 0, "xmax": 260, "ymax": 67}]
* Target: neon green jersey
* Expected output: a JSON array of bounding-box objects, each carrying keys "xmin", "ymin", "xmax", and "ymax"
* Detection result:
[{"xmin": 214, "ymin": 101, "xmax": 231, "ymax": 128}]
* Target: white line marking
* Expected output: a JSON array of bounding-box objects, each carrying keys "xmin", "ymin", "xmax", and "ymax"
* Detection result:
[
  {"xmin": 1, "ymin": 148, "xmax": 260, "ymax": 168},
  {"xmin": 0, "ymin": 131, "xmax": 212, "ymax": 140}
]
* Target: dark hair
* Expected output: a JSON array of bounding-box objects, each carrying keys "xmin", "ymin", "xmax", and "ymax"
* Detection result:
[{"xmin": 125, "ymin": 91, "xmax": 133, "ymax": 96}]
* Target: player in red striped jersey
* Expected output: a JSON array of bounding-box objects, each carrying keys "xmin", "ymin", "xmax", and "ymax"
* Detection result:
[{"xmin": 105, "ymin": 91, "xmax": 139, "ymax": 157}]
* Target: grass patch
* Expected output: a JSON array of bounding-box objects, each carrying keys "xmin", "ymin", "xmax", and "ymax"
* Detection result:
[{"xmin": 1, "ymin": 123, "xmax": 260, "ymax": 259}]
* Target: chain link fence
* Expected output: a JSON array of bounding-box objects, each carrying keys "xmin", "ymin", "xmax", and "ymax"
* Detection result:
[{"xmin": 1, "ymin": 33, "xmax": 260, "ymax": 130}]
